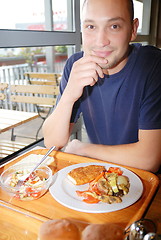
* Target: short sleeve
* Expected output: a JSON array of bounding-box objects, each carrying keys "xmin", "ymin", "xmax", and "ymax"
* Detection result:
[{"xmin": 139, "ymin": 59, "xmax": 161, "ymax": 129}]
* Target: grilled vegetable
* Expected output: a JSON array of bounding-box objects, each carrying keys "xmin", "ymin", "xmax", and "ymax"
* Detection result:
[{"xmin": 75, "ymin": 167, "xmax": 130, "ymax": 204}]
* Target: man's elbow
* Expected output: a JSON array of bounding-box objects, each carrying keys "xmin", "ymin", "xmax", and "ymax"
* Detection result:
[
  {"xmin": 142, "ymin": 156, "xmax": 161, "ymax": 173},
  {"xmin": 43, "ymin": 136, "xmax": 68, "ymax": 150}
]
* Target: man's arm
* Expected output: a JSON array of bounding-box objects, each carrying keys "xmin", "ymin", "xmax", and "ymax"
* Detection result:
[
  {"xmin": 42, "ymin": 55, "xmax": 107, "ymax": 148},
  {"xmin": 42, "ymin": 94, "xmax": 75, "ymax": 148},
  {"xmin": 64, "ymin": 129, "xmax": 161, "ymax": 172}
]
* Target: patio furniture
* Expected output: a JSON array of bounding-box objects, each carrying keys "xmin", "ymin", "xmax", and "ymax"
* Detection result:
[
  {"xmin": 23, "ymin": 72, "xmax": 83, "ymax": 141},
  {"xmin": 0, "ymin": 109, "xmax": 38, "ymax": 158},
  {"xmin": 0, "ymin": 83, "xmax": 8, "ymax": 101},
  {"xmin": 10, "ymin": 84, "xmax": 59, "ymax": 139},
  {"xmin": 24, "ymin": 72, "xmax": 61, "ymax": 86}
]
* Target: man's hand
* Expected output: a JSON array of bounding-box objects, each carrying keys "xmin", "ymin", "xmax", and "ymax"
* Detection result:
[
  {"xmin": 64, "ymin": 139, "xmax": 87, "ymax": 156},
  {"xmin": 64, "ymin": 55, "xmax": 108, "ymax": 102}
]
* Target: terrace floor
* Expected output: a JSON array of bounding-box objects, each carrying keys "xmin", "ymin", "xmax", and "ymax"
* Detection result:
[{"xmin": 0, "ymin": 116, "xmax": 88, "ymax": 159}]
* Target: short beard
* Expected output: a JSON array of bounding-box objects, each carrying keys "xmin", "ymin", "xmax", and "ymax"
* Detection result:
[{"xmin": 98, "ymin": 59, "xmax": 118, "ymax": 70}]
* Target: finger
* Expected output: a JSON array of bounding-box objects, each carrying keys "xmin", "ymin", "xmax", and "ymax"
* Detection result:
[
  {"xmin": 82, "ymin": 54, "xmax": 108, "ymax": 65},
  {"xmin": 95, "ymin": 64, "xmax": 104, "ymax": 78},
  {"xmin": 77, "ymin": 61, "xmax": 104, "ymax": 79},
  {"xmin": 81, "ymin": 76, "xmax": 98, "ymax": 87}
]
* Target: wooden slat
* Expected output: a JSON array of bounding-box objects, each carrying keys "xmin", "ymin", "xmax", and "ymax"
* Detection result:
[
  {"xmin": 11, "ymin": 95, "xmax": 57, "ymax": 105},
  {"xmin": 11, "ymin": 84, "xmax": 59, "ymax": 95},
  {"xmin": 24, "ymin": 72, "xmax": 61, "ymax": 81},
  {"xmin": 0, "ymin": 83, "xmax": 8, "ymax": 90},
  {"xmin": 0, "ymin": 83, "xmax": 8, "ymax": 100},
  {"xmin": 0, "ymin": 140, "xmax": 27, "ymax": 147},
  {"xmin": 0, "ymin": 109, "xmax": 38, "ymax": 120},
  {"xmin": 0, "ymin": 93, "xmax": 5, "ymax": 100},
  {"xmin": 0, "ymin": 204, "xmax": 44, "ymax": 239},
  {"xmin": 0, "ymin": 140, "xmax": 28, "ymax": 158},
  {"xmin": 0, "ymin": 109, "xmax": 38, "ymax": 134},
  {"xmin": 30, "ymin": 80, "xmax": 58, "ymax": 85}
]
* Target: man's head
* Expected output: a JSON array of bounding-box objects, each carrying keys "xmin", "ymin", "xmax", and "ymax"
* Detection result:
[
  {"xmin": 81, "ymin": 0, "xmax": 139, "ymax": 74},
  {"xmin": 82, "ymin": 0, "xmax": 134, "ymax": 22}
]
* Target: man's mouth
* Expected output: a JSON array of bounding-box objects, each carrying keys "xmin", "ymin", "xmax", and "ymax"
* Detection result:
[{"xmin": 92, "ymin": 50, "xmax": 112, "ymax": 58}]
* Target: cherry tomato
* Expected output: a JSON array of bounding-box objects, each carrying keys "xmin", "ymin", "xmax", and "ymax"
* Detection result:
[
  {"xmin": 31, "ymin": 191, "xmax": 42, "ymax": 198},
  {"xmin": 83, "ymin": 195, "xmax": 100, "ymax": 204},
  {"xmin": 90, "ymin": 184, "xmax": 101, "ymax": 195},
  {"xmin": 108, "ymin": 167, "xmax": 123, "ymax": 175}
]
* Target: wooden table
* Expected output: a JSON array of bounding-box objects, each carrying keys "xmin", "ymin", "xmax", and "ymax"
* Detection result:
[
  {"xmin": 0, "ymin": 109, "xmax": 38, "ymax": 134},
  {"xmin": 0, "ymin": 149, "xmax": 160, "ymax": 239}
]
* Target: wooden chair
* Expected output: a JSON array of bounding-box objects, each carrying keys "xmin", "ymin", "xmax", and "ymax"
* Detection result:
[
  {"xmin": 10, "ymin": 84, "xmax": 59, "ymax": 139},
  {"xmin": 23, "ymin": 73, "xmax": 84, "ymax": 142},
  {"xmin": 0, "ymin": 83, "xmax": 8, "ymax": 101},
  {"xmin": 24, "ymin": 72, "xmax": 62, "ymax": 86},
  {"xmin": 23, "ymin": 73, "xmax": 83, "ymax": 141},
  {"xmin": 0, "ymin": 83, "xmax": 31, "ymax": 157}
]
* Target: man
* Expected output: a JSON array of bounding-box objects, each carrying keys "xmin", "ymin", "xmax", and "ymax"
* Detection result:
[{"xmin": 42, "ymin": 0, "xmax": 161, "ymax": 172}]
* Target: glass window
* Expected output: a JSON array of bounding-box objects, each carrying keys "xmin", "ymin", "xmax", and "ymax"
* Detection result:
[
  {"xmin": 0, "ymin": 45, "xmax": 74, "ymax": 77},
  {"xmin": 0, "ymin": 0, "xmax": 75, "ymax": 32},
  {"xmin": 134, "ymin": 0, "xmax": 143, "ymax": 33},
  {"xmin": 0, "ymin": 1, "xmax": 80, "ymax": 159},
  {"xmin": 0, "ymin": 0, "xmax": 45, "ymax": 30},
  {"xmin": 52, "ymin": 0, "xmax": 74, "ymax": 32}
]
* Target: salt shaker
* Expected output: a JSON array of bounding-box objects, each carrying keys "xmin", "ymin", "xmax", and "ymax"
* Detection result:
[
  {"xmin": 128, "ymin": 221, "xmax": 147, "ymax": 240},
  {"xmin": 143, "ymin": 233, "xmax": 159, "ymax": 240}
]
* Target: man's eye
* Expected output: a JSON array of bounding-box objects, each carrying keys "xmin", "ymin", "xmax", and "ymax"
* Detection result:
[
  {"xmin": 111, "ymin": 24, "xmax": 120, "ymax": 30},
  {"xmin": 87, "ymin": 25, "xmax": 95, "ymax": 30}
]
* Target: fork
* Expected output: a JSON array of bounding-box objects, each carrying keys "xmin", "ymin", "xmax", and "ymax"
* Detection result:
[{"xmin": 16, "ymin": 146, "xmax": 56, "ymax": 187}]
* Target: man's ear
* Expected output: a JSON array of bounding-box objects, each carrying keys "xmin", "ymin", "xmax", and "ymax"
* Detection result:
[{"xmin": 131, "ymin": 18, "xmax": 139, "ymax": 42}]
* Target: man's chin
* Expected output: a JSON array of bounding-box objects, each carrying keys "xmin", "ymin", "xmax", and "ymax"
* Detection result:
[
  {"xmin": 96, "ymin": 63, "xmax": 109, "ymax": 75},
  {"xmin": 98, "ymin": 63, "xmax": 110, "ymax": 70}
]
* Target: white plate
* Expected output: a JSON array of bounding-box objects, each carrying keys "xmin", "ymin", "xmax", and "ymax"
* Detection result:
[{"xmin": 49, "ymin": 162, "xmax": 143, "ymax": 213}]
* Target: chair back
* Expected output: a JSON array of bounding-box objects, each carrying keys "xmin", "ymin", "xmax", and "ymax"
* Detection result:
[
  {"xmin": 0, "ymin": 83, "xmax": 8, "ymax": 100},
  {"xmin": 10, "ymin": 84, "xmax": 59, "ymax": 106},
  {"xmin": 24, "ymin": 72, "xmax": 61, "ymax": 86}
]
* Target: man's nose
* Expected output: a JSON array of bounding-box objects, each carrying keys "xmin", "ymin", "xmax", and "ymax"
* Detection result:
[{"xmin": 96, "ymin": 29, "xmax": 110, "ymax": 47}]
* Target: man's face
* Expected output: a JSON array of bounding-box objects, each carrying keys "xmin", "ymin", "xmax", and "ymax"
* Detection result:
[{"xmin": 82, "ymin": 0, "xmax": 138, "ymax": 74}]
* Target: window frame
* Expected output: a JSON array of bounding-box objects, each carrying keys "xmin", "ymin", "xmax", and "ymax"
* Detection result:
[{"xmin": 0, "ymin": 0, "xmax": 81, "ymax": 52}]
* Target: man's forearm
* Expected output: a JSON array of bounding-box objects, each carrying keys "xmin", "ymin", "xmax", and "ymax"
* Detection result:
[
  {"xmin": 79, "ymin": 142, "xmax": 160, "ymax": 172},
  {"xmin": 43, "ymin": 93, "xmax": 75, "ymax": 148},
  {"xmin": 65, "ymin": 129, "xmax": 161, "ymax": 173}
]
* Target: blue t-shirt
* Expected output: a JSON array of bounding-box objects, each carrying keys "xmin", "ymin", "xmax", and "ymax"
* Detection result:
[{"xmin": 58, "ymin": 43, "xmax": 161, "ymax": 145}]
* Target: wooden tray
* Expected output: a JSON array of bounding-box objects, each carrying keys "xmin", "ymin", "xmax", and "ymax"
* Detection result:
[{"xmin": 0, "ymin": 149, "xmax": 159, "ymax": 229}]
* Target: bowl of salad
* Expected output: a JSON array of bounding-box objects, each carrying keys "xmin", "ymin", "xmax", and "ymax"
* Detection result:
[{"xmin": 0, "ymin": 163, "xmax": 53, "ymax": 200}]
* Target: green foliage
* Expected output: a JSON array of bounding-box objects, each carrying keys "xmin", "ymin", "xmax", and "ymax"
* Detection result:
[
  {"xmin": 55, "ymin": 46, "xmax": 67, "ymax": 53},
  {"xmin": 19, "ymin": 47, "xmax": 44, "ymax": 64}
]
